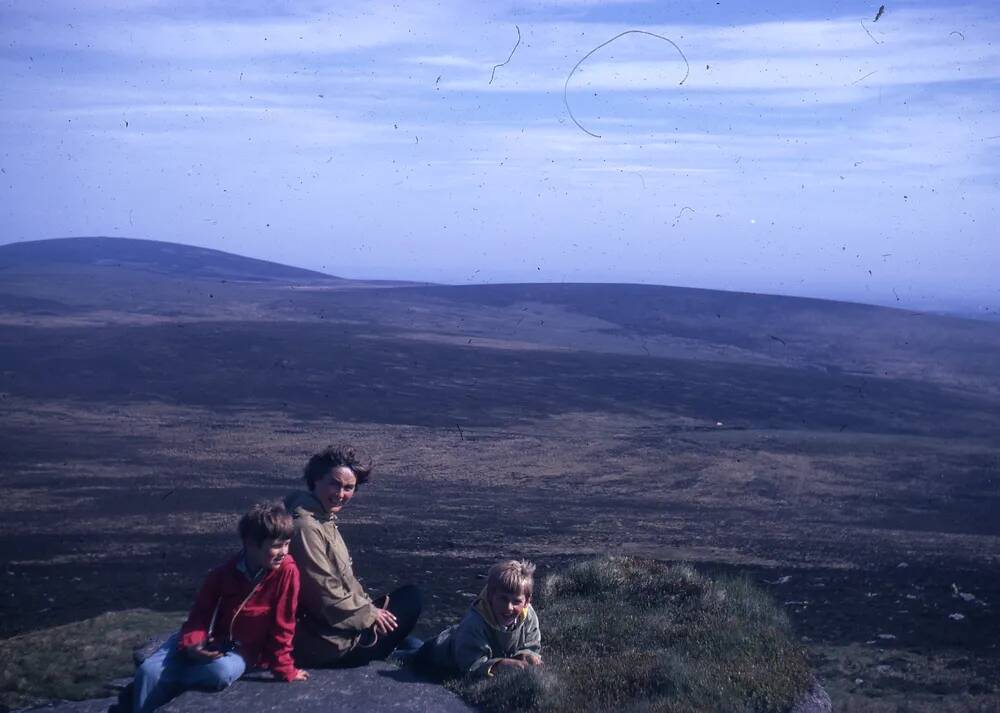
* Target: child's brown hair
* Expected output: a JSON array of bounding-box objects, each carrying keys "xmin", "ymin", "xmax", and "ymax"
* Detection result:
[{"xmin": 238, "ymin": 503, "xmax": 293, "ymax": 546}]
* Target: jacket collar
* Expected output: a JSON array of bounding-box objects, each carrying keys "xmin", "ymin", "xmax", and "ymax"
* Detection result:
[
  {"xmin": 285, "ymin": 490, "xmax": 336, "ymax": 520},
  {"xmin": 284, "ymin": 490, "xmax": 335, "ymax": 523},
  {"xmin": 232, "ymin": 551, "xmax": 275, "ymax": 583}
]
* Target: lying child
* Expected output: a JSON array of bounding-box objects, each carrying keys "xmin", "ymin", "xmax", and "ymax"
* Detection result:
[
  {"xmin": 131, "ymin": 503, "xmax": 308, "ymax": 712},
  {"xmin": 412, "ymin": 559, "xmax": 542, "ymax": 678}
]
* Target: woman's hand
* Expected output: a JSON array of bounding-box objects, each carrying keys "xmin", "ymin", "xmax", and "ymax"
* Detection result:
[{"xmin": 373, "ymin": 607, "xmax": 398, "ymax": 635}]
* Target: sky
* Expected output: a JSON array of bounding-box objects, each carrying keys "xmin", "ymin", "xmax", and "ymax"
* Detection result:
[{"xmin": 0, "ymin": 0, "xmax": 998, "ymax": 313}]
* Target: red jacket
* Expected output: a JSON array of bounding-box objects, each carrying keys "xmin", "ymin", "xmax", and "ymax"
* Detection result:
[{"xmin": 178, "ymin": 553, "xmax": 300, "ymax": 681}]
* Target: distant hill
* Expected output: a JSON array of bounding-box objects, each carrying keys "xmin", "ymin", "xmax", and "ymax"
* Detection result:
[
  {"xmin": 1, "ymin": 236, "xmax": 998, "ymax": 403},
  {"xmin": 0, "ymin": 237, "xmax": 340, "ymax": 283}
]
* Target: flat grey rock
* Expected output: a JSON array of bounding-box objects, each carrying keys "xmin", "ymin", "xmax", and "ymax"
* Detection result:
[
  {"xmin": 20, "ymin": 663, "xmax": 473, "ymax": 713},
  {"xmin": 158, "ymin": 663, "xmax": 474, "ymax": 713},
  {"xmin": 21, "ymin": 662, "xmax": 826, "ymax": 713}
]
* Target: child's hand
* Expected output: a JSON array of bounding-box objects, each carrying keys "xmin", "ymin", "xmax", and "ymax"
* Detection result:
[
  {"xmin": 516, "ymin": 652, "xmax": 543, "ymax": 667},
  {"xmin": 290, "ymin": 669, "xmax": 309, "ymax": 682},
  {"xmin": 493, "ymin": 658, "xmax": 529, "ymax": 673},
  {"xmin": 373, "ymin": 607, "xmax": 398, "ymax": 634},
  {"xmin": 185, "ymin": 643, "xmax": 223, "ymax": 662}
]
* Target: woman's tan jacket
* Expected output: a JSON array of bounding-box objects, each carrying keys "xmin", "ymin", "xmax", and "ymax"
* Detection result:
[{"xmin": 284, "ymin": 490, "xmax": 378, "ymax": 659}]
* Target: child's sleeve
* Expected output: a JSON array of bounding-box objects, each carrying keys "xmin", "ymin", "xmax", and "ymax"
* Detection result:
[
  {"xmin": 451, "ymin": 613, "xmax": 501, "ymax": 678},
  {"xmin": 291, "ymin": 523, "xmax": 378, "ymax": 631},
  {"xmin": 263, "ymin": 560, "xmax": 300, "ymax": 681},
  {"xmin": 178, "ymin": 568, "xmax": 221, "ymax": 650},
  {"xmin": 513, "ymin": 606, "xmax": 542, "ymax": 658}
]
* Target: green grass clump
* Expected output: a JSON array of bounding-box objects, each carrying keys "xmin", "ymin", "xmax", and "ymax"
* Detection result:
[
  {"xmin": 450, "ymin": 557, "xmax": 813, "ymax": 713},
  {"xmin": 0, "ymin": 608, "xmax": 183, "ymax": 711}
]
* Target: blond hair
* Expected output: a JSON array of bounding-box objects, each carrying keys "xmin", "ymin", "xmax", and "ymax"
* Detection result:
[{"xmin": 487, "ymin": 559, "xmax": 536, "ymax": 598}]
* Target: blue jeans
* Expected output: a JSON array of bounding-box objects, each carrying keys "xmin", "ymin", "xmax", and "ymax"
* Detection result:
[{"xmin": 133, "ymin": 633, "xmax": 246, "ymax": 713}]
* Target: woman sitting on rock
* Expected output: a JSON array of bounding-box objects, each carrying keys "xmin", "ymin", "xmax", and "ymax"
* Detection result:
[{"xmin": 285, "ymin": 444, "xmax": 422, "ymax": 667}]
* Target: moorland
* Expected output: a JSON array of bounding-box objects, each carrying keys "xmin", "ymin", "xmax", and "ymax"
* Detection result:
[{"xmin": 1, "ymin": 237, "xmax": 998, "ymax": 711}]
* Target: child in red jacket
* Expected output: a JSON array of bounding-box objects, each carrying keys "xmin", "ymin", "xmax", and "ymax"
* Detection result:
[{"xmin": 132, "ymin": 503, "xmax": 308, "ymax": 712}]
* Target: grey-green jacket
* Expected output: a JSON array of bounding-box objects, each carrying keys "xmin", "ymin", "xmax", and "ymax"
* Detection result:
[
  {"xmin": 284, "ymin": 490, "xmax": 377, "ymax": 656},
  {"xmin": 426, "ymin": 596, "xmax": 541, "ymax": 678}
]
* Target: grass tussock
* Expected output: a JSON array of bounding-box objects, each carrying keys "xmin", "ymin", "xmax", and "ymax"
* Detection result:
[
  {"xmin": 0, "ymin": 608, "xmax": 182, "ymax": 712},
  {"xmin": 450, "ymin": 557, "xmax": 813, "ymax": 713}
]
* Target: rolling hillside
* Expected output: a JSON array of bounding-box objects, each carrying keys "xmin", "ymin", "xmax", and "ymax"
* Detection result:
[
  {"xmin": 2, "ymin": 237, "xmax": 999, "ymax": 709},
  {"xmin": 0, "ymin": 236, "xmax": 339, "ymax": 282}
]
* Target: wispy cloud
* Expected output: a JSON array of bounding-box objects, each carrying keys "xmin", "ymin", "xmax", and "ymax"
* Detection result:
[
  {"xmin": 406, "ymin": 54, "xmax": 480, "ymax": 68},
  {"xmin": 0, "ymin": 1, "xmax": 444, "ymax": 58}
]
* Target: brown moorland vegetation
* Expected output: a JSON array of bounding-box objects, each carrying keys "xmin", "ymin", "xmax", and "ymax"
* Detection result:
[{"xmin": 0, "ymin": 238, "xmax": 998, "ymax": 712}]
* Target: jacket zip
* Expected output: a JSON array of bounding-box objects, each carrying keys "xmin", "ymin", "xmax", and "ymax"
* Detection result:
[{"xmin": 208, "ymin": 565, "xmax": 267, "ymax": 648}]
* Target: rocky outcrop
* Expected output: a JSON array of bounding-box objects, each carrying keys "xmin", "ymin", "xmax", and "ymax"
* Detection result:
[
  {"xmin": 22, "ymin": 666, "xmax": 831, "ymax": 713},
  {"xmin": 24, "ymin": 633, "xmax": 827, "ymax": 713},
  {"xmin": 156, "ymin": 665, "xmax": 475, "ymax": 713},
  {"xmin": 24, "ymin": 664, "xmax": 474, "ymax": 713}
]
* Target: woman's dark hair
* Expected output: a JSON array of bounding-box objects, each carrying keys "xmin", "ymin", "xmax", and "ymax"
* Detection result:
[
  {"xmin": 238, "ymin": 503, "xmax": 293, "ymax": 546},
  {"xmin": 303, "ymin": 444, "xmax": 373, "ymax": 490}
]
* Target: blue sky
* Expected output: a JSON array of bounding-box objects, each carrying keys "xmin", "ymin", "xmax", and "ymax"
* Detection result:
[{"xmin": 1, "ymin": 0, "xmax": 997, "ymax": 313}]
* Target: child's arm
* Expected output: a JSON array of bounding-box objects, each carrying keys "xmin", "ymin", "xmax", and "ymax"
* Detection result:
[
  {"xmin": 512, "ymin": 606, "xmax": 543, "ymax": 666},
  {"xmin": 489, "ymin": 658, "xmax": 531, "ymax": 673},
  {"xmin": 451, "ymin": 613, "xmax": 510, "ymax": 678},
  {"xmin": 263, "ymin": 560, "xmax": 308, "ymax": 681},
  {"xmin": 290, "ymin": 523, "xmax": 379, "ymax": 631},
  {"xmin": 177, "ymin": 568, "xmax": 223, "ymax": 653},
  {"xmin": 513, "ymin": 652, "xmax": 542, "ymax": 666}
]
